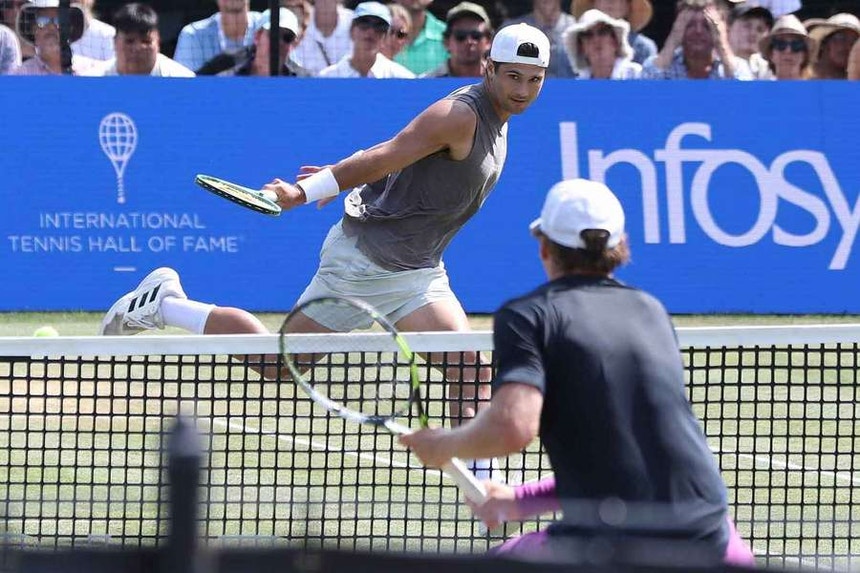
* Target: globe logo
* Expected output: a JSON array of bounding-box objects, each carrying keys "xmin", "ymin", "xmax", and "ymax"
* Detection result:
[{"xmin": 99, "ymin": 113, "xmax": 138, "ymax": 204}]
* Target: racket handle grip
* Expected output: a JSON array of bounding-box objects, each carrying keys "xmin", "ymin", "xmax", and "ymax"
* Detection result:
[
  {"xmin": 443, "ymin": 457, "xmax": 487, "ymax": 503},
  {"xmin": 260, "ymin": 190, "xmax": 278, "ymax": 202}
]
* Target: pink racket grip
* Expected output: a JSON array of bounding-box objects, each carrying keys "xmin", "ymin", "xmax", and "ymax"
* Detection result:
[{"xmin": 442, "ymin": 458, "xmax": 487, "ymax": 503}]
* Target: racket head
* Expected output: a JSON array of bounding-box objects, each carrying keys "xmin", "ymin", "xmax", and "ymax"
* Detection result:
[
  {"xmin": 194, "ymin": 174, "xmax": 281, "ymax": 216},
  {"xmin": 279, "ymin": 296, "xmax": 425, "ymax": 430}
]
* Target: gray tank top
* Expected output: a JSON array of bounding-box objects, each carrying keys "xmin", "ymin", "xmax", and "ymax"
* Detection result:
[{"xmin": 341, "ymin": 82, "xmax": 508, "ymax": 271}]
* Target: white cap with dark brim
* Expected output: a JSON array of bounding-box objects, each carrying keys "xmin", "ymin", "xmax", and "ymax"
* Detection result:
[
  {"xmin": 530, "ymin": 179, "xmax": 625, "ymax": 249},
  {"xmin": 490, "ymin": 23, "xmax": 551, "ymax": 68}
]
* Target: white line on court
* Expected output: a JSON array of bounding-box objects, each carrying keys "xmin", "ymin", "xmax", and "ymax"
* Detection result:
[
  {"xmin": 204, "ymin": 416, "xmax": 424, "ymax": 472},
  {"xmin": 712, "ymin": 447, "xmax": 860, "ymax": 486}
]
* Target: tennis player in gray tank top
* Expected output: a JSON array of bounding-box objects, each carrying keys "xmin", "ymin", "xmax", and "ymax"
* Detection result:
[
  {"xmin": 99, "ymin": 23, "xmax": 551, "ymax": 481},
  {"xmin": 340, "ymin": 82, "xmax": 508, "ymax": 271}
]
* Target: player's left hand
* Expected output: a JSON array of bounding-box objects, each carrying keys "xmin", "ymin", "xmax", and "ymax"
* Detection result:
[{"xmin": 399, "ymin": 428, "xmax": 454, "ymax": 469}]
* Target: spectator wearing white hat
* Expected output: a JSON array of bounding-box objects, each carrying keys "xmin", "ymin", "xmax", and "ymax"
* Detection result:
[
  {"xmin": 197, "ymin": 8, "xmax": 309, "ymax": 76},
  {"xmin": 319, "ymin": 1, "xmax": 414, "ymax": 78},
  {"xmin": 571, "ymin": 0, "xmax": 657, "ymax": 65},
  {"xmin": 402, "ymin": 178, "xmax": 755, "ymax": 567},
  {"xmin": 83, "ymin": 3, "xmax": 193, "ymax": 77},
  {"xmin": 758, "ymin": 14, "xmax": 814, "ymax": 80},
  {"xmin": 71, "ymin": 0, "xmax": 114, "ymax": 61},
  {"xmin": 562, "ymin": 8, "xmax": 641, "ymax": 78},
  {"xmin": 809, "ymin": 13, "xmax": 859, "ymax": 79},
  {"xmin": 11, "ymin": 0, "xmax": 98, "ymax": 75},
  {"xmin": 503, "ymin": 0, "xmax": 576, "ymax": 77},
  {"xmin": 0, "ymin": 22, "xmax": 21, "ymax": 73}
]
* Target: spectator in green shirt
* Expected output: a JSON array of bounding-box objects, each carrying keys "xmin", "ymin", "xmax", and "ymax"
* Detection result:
[{"xmin": 393, "ymin": 0, "xmax": 447, "ymax": 74}]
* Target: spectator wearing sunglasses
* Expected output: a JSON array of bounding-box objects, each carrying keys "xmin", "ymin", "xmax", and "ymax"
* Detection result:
[
  {"xmin": 319, "ymin": 1, "xmax": 414, "ymax": 77},
  {"xmin": 197, "ymin": 8, "xmax": 310, "ymax": 76},
  {"xmin": 381, "ymin": 2, "xmax": 411, "ymax": 60},
  {"xmin": 423, "ymin": 2, "xmax": 492, "ymax": 77},
  {"xmin": 502, "ymin": 0, "xmax": 574, "ymax": 77},
  {"xmin": 727, "ymin": 2, "xmax": 773, "ymax": 79},
  {"xmin": 809, "ymin": 13, "xmax": 860, "ymax": 80},
  {"xmin": 0, "ymin": 22, "xmax": 21, "ymax": 73},
  {"xmin": 83, "ymin": 3, "xmax": 193, "ymax": 77},
  {"xmin": 11, "ymin": 0, "xmax": 98, "ymax": 75},
  {"xmin": 758, "ymin": 14, "xmax": 814, "ymax": 80},
  {"xmin": 562, "ymin": 9, "xmax": 640, "ymax": 79}
]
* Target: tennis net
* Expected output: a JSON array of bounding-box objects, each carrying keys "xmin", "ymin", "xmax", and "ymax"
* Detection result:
[{"xmin": 0, "ymin": 326, "xmax": 858, "ymax": 571}]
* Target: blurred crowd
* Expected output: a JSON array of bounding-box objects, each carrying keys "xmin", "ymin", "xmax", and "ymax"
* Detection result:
[{"xmin": 0, "ymin": 0, "xmax": 858, "ymax": 79}]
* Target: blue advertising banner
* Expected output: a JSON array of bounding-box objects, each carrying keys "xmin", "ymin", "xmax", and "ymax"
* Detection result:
[{"xmin": 1, "ymin": 77, "xmax": 859, "ymax": 314}]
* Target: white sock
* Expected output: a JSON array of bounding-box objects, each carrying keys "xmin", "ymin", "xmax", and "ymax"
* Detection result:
[{"xmin": 161, "ymin": 297, "xmax": 214, "ymax": 334}]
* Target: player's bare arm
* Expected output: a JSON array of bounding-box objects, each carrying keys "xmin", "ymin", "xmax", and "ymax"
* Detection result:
[
  {"xmin": 262, "ymin": 99, "xmax": 478, "ymax": 209},
  {"xmin": 400, "ymin": 383, "xmax": 542, "ymax": 468},
  {"xmin": 332, "ymin": 98, "xmax": 479, "ymax": 188}
]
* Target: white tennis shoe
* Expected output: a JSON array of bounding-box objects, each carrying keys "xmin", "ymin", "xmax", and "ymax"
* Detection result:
[{"xmin": 99, "ymin": 267, "xmax": 187, "ymax": 335}]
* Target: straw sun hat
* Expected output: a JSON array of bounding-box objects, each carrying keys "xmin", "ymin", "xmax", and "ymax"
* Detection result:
[
  {"xmin": 571, "ymin": 0, "xmax": 652, "ymax": 32},
  {"xmin": 563, "ymin": 8, "xmax": 632, "ymax": 71},
  {"xmin": 807, "ymin": 12, "xmax": 860, "ymax": 59},
  {"xmin": 758, "ymin": 14, "xmax": 816, "ymax": 62}
]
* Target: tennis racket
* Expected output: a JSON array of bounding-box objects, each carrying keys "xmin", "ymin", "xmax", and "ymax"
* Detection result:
[
  {"xmin": 194, "ymin": 174, "xmax": 281, "ymax": 216},
  {"xmin": 279, "ymin": 296, "xmax": 487, "ymax": 503}
]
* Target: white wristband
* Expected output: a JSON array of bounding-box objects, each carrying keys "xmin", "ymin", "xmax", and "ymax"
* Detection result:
[{"xmin": 299, "ymin": 168, "xmax": 340, "ymax": 204}]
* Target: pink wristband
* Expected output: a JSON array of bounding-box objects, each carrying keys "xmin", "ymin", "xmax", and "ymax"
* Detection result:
[{"xmin": 514, "ymin": 476, "xmax": 561, "ymax": 516}]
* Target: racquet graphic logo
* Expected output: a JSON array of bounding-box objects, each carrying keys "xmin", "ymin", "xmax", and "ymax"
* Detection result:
[{"xmin": 99, "ymin": 113, "xmax": 138, "ymax": 205}]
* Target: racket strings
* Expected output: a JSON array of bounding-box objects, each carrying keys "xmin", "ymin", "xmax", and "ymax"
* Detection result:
[{"xmin": 296, "ymin": 349, "xmax": 415, "ymax": 420}]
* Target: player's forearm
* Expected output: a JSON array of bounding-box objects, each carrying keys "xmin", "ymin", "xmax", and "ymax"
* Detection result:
[
  {"xmin": 330, "ymin": 141, "xmax": 406, "ymax": 191},
  {"xmin": 446, "ymin": 404, "xmax": 533, "ymax": 460}
]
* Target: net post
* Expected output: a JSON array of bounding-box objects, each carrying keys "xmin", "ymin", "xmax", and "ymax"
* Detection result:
[{"xmin": 161, "ymin": 416, "xmax": 202, "ymax": 573}]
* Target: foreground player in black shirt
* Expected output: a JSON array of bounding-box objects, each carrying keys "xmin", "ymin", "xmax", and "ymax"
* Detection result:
[{"xmin": 401, "ymin": 178, "xmax": 755, "ymax": 566}]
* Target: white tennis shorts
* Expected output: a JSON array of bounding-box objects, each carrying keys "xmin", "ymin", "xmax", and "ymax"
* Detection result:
[{"xmin": 295, "ymin": 221, "xmax": 458, "ymax": 331}]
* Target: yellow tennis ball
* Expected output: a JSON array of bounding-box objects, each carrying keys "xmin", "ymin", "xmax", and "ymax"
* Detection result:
[{"xmin": 33, "ymin": 326, "xmax": 59, "ymax": 337}]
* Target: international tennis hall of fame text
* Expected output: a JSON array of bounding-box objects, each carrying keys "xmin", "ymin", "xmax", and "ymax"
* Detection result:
[{"xmin": 7, "ymin": 212, "xmax": 243, "ymax": 255}]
